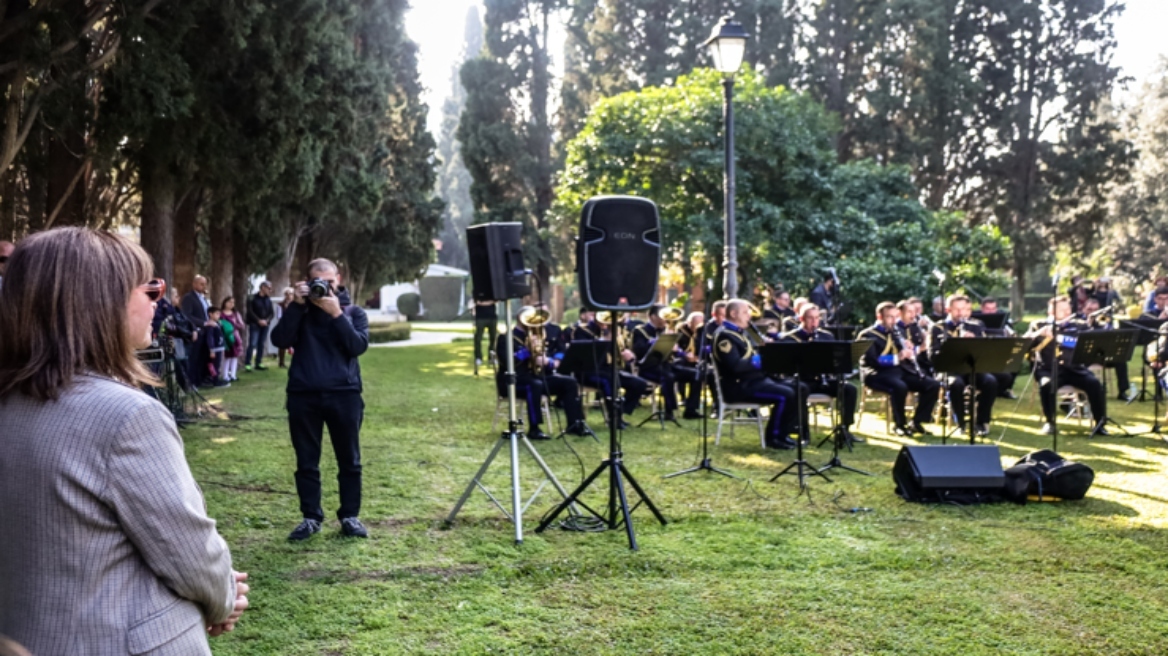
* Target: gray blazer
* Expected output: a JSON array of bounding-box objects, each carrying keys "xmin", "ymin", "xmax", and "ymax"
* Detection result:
[{"xmin": 0, "ymin": 375, "xmax": 235, "ymax": 655}]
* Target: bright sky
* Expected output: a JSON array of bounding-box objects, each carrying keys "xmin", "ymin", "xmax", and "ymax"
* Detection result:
[{"xmin": 406, "ymin": 0, "xmax": 1168, "ymax": 136}]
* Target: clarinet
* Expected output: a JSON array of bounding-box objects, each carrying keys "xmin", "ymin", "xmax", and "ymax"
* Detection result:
[{"xmin": 895, "ymin": 325, "xmax": 926, "ymax": 378}]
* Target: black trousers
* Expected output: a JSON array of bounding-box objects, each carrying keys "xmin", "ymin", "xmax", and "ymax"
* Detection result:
[
  {"xmin": 728, "ymin": 377, "xmax": 798, "ymax": 444},
  {"xmin": 583, "ymin": 371, "xmax": 648, "ymax": 415},
  {"xmin": 1037, "ymin": 367, "xmax": 1106, "ymax": 424},
  {"xmin": 474, "ymin": 318, "xmax": 498, "ymax": 361},
  {"xmin": 806, "ymin": 378, "xmax": 857, "ymax": 427},
  {"xmin": 512, "ymin": 374, "xmax": 584, "ymax": 428},
  {"xmin": 639, "ymin": 365, "xmax": 677, "ymax": 412},
  {"xmin": 288, "ymin": 391, "xmax": 364, "ymax": 522},
  {"xmin": 992, "ymin": 372, "xmax": 1017, "ymax": 395},
  {"xmin": 946, "ymin": 373, "xmax": 998, "ymax": 426},
  {"xmin": 1113, "ymin": 362, "xmax": 1131, "ymax": 397},
  {"xmin": 672, "ymin": 363, "xmax": 701, "ymax": 414},
  {"xmin": 865, "ymin": 368, "xmax": 940, "ymax": 428}
]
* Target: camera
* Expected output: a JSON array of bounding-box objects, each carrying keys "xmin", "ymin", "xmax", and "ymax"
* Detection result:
[{"xmin": 309, "ymin": 278, "xmax": 332, "ymax": 300}]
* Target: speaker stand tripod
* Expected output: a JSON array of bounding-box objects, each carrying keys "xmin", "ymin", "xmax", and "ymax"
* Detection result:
[
  {"xmin": 537, "ymin": 311, "xmax": 667, "ymax": 550},
  {"xmin": 446, "ymin": 303, "xmax": 576, "ymax": 544}
]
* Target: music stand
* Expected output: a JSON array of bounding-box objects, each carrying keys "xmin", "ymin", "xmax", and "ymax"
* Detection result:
[
  {"xmin": 815, "ymin": 341, "xmax": 872, "ymax": 476},
  {"xmin": 970, "ymin": 312, "xmax": 1009, "ymax": 332},
  {"xmin": 1071, "ymin": 329, "xmax": 1137, "ymax": 437},
  {"xmin": 537, "ymin": 311, "xmax": 667, "ymax": 550},
  {"xmin": 1120, "ymin": 319, "xmax": 1167, "ymax": 403},
  {"xmin": 825, "ymin": 325, "xmax": 859, "ymax": 342},
  {"xmin": 636, "ymin": 333, "xmax": 683, "ymax": 428},
  {"xmin": 758, "ymin": 342, "xmax": 833, "ymax": 492},
  {"xmin": 932, "ymin": 337, "xmax": 1029, "ymax": 444}
]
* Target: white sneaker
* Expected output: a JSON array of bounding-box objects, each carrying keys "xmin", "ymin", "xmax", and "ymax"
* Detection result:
[
  {"xmin": 475, "ymin": 358, "xmax": 483, "ymax": 366},
  {"xmin": 1041, "ymin": 423, "xmax": 1054, "ymax": 435}
]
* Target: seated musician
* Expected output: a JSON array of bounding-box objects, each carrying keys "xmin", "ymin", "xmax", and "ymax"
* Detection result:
[
  {"xmin": 566, "ymin": 308, "xmax": 598, "ymax": 342},
  {"xmin": 570, "ymin": 311, "xmax": 649, "ymax": 429},
  {"xmin": 713, "ymin": 299, "xmax": 800, "ymax": 449},
  {"xmin": 783, "ymin": 297, "xmax": 810, "ymax": 333},
  {"xmin": 703, "ymin": 300, "xmax": 728, "ymax": 341},
  {"xmin": 896, "ymin": 299, "xmax": 932, "ymax": 375},
  {"xmin": 1142, "ymin": 287, "xmax": 1168, "ymax": 321},
  {"xmin": 764, "ymin": 290, "xmax": 797, "ymax": 326},
  {"xmin": 928, "ymin": 294, "xmax": 999, "ymax": 436},
  {"xmin": 1025, "ymin": 295, "xmax": 1109, "ymax": 435},
  {"xmin": 780, "ymin": 304, "xmax": 860, "ymax": 444},
  {"xmin": 1077, "ymin": 297, "xmax": 1137, "ymax": 402},
  {"xmin": 857, "ymin": 302, "xmax": 940, "ymax": 437},
  {"xmin": 675, "ymin": 311, "xmax": 705, "ymax": 419},
  {"xmin": 1143, "ymin": 277, "xmax": 1168, "ymax": 315},
  {"xmin": 1150, "ymin": 323, "xmax": 1168, "ymax": 391},
  {"xmin": 977, "ymin": 297, "xmax": 1019, "ymax": 400},
  {"xmin": 533, "ymin": 301, "xmax": 564, "ymax": 353},
  {"xmin": 632, "ymin": 305, "xmax": 682, "ymax": 422},
  {"xmin": 496, "ymin": 307, "xmax": 588, "ymax": 439}
]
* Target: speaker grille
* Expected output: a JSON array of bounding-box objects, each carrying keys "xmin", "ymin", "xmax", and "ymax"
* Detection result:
[{"xmin": 577, "ymin": 196, "xmax": 661, "ymax": 311}]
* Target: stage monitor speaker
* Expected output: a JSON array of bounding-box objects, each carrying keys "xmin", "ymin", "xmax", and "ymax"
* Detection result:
[
  {"xmin": 576, "ymin": 196, "xmax": 661, "ymax": 311},
  {"xmin": 467, "ymin": 222, "xmax": 531, "ymax": 301},
  {"xmin": 893, "ymin": 445, "xmax": 1005, "ymax": 504}
]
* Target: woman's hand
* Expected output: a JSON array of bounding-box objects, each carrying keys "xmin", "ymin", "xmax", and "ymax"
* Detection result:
[{"xmin": 208, "ymin": 571, "xmax": 250, "ymax": 637}]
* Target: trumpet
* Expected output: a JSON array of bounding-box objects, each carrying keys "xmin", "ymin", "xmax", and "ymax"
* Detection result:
[{"xmin": 517, "ymin": 305, "xmax": 551, "ymax": 371}]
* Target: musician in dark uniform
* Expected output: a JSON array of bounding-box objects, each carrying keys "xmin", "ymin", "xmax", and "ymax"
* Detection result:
[
  {"xmin": 532, "ymin": 302, "xmax": 564, "ymax": 356},
  {"xmin": 929, "ymin": 294, "xmax": 999, "ymax": 436},
  {"xmin": 978, "ymin": 297, "xmax": 1019, "ymax": 399},
  {"xmin": 674, "ymin": 311, "xmax": 705, "ymax": 419},
  {"xmin": 1025, "ymin": 295, "xmax": 1108, "ymax": 435},
  {"xmin": 1149, "ymin": 322, "xmax": 1168, "ymax": 395},
  {"xmin": 632, "ymin": 305, "xmax": 680, "ymax": 421},
  {"xmin": 713, "ymin": 300, "xmax": 800, "ymax": 449},
  {"xmin": 857, "ymin": 302, "xmax": 940, "ymax": 437},
  {"xmin": 764, "ymin": 290, "xmax": 797, "ymax": 325},
  {"xmin": 1078, "ymin": 296, "xmax": 1135, "ymax": 401},
  {"xmin": 896, "ymin": 299, "xmax": 933, "ymax": 375},
  {"xmin": 703, "ymin": 300, "xmax": 728, "ymax": 341},
  {"xmin": 565, "ymin": 308, "xmax": 599, "ymax": 343},
  {"xmin": 568, "ymin": 310, "xmax": 649, "ymax": 428},
  {"xmin": 780, "ymin": 304, "xmax": 860, "ymax": 443},
  {"xmin": 495, "ymin": 309, "xmax": 588, "ymax": 439}
]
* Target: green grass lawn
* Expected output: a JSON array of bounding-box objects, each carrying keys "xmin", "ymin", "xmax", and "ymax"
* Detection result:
[{"xmin": 190, "ymin": 344, "xmax": 1168, "ymax": 655}]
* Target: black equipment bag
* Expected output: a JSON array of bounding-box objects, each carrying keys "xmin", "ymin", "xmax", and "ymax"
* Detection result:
[{"xmin": 1007, "ymin": 450, "xmax": 1094, "ymax": 501}]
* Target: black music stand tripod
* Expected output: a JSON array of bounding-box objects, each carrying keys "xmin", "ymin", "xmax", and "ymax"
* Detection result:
[
  {"xmin": 637, "ymin": 333, "xmax": 683, "ymax": 429},
  {"xmin": 1072, "ymin": 330, "xmax": 1137, "ymax": 438},
  {"xmin": 666, "ymin": 302, "xmax": 739, "ymax": 480},
  {"xmin": 759, "ymin": 342, "xmax": 832, "ymax": 492},
  {"xmin": 932, "ymin": 337, "xmax": 1028, "ymax": 445},
  {"xmin": 1121, "ymin": 318, "xmax": 1166, "ymax": 403},
  {"xmin": 816, "ymin": 341, "xmax": 872, "ymax": 477},
  {"xmin": 537, "ymin": 311, "xmax": 667, "ymax": 550},
  {"xmin": 555, "ymin": 341, "xmax": 605, "ymax": 443}
]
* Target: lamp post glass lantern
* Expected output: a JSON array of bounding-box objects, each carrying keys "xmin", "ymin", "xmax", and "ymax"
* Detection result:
[{"xmin": 702, "ymin": 16, "xmax": 749, "ymax": 300}]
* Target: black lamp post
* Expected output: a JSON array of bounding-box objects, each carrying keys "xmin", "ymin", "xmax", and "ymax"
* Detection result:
[{"xmin": 702, "ymin": 16, "xmax": 749, "ymax": 300}]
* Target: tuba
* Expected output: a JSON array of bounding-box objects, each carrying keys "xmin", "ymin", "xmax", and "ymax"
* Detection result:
[
  {"xmin": 655, "ymin": 305, "xmax": 684, "ymax": 334},
  {"xmin": 517, "ymin": 305, "xmax": 551, "ymax": 371}
]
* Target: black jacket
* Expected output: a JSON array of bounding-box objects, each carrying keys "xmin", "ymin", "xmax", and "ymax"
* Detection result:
[
  {"xmin": 180, "ymin": 290, "xmax": 209, "ymax": 325},
  {"xmin": 248, "ymin": 294, "xmax": 275, "ymax": 325},
  {"xmin": 270, "ymin": 288, "xmax": 369, "ymax": 393}
]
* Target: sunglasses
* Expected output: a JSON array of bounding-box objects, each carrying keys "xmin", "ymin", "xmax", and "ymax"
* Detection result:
[{"xmin": 142, "ymin": 278, "xmax": 167, "ymax": 302}]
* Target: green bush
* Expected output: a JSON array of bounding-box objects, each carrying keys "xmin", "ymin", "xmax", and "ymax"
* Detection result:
[
  {"xmin": 397, "ymin": 293, "xmax": 421, "ymax": 320},
  {"xmin": 368, "ymin": 322, "xmax": 411, "ymax": 343}
]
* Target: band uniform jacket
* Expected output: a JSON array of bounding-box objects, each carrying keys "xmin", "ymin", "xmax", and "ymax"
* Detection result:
[
  {"xmin": 713, "ymin": 323, "xmax": 766, "ymax": 390},
  {"xmin": 0, "ymin": 375, "xmax": 236, "ymax": 656},
  {"xmin": 856, "ymin": 324, "xmax": 911, "ymax": 377},
  {"xmin": 1029, "ymin": 317, "xmax": 1092, "ymax": 374},
  {"xmin": 927, "ymin": 318, "xmax": 986, "ymax": 359},
  {"xmin": 632, "ymin": 323, "xmax": 673, "ymax": 374}
]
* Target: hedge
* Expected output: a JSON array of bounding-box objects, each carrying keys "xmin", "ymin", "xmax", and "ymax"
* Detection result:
[{"xmin": 368, "ymin": 322, "xmax": 411, "ymax": 344}]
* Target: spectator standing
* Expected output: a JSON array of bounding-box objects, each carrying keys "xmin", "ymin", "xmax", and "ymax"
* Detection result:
[
  {"xmin": 219, "ymin": 297, "xmax": 246, "ymax": 382},
  {"xmin": 277, "ymin": 286, "xmax": 295, "ymax": 368},
  {"xmin": 245, "ymin": 281, "xmax": 275, "ymax": 371},
  {"xmin": 0, "ymin": 227, "xmax": 248, "ymax": 654},
  {"xmin": 473, "ymin": 300, "xmax": 498, "ymax": 367},
  {"xmin": 271, "ymin": 259, "xmax": 370, "ymax": 541},
  {"xmin": 181, "ymin": 275, "xmax": 211, "ymax": 325}
]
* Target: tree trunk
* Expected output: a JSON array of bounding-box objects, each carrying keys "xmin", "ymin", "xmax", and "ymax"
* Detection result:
[
  {"xmin": 139, "ymin": 160, "xmax": 176, "ymax": 283},
  {"xmin": 173, "ymin": 187, "xmax": 201, "ymax": 295},
  {"xmin": 530, "ymin": 7, "xmax": 554, "ymax": 298},
  {"xmin": 0, "ymin": 166, "xmax": 17, "ymax": 241},
  {"xmin": 267, "ymin": 224, "xmax": 301, "ymax": 293},
  {"xmin": 45, "ymin": 126, "xmax": 87, "ymax": 228},
  {"xmin": 209, "ymin": 200, "xmax": 233, "ymax": 306},
  {"xmin": 1011, "ymin": 251, "xmax": 1026, "ymax": 320},
  {"xmin": 231, "ymin": 223, "xmax": 249, "ymax": 315}
]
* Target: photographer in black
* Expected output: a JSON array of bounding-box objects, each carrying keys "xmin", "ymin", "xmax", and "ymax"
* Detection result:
[{"xmin": 271, "ymin": 259, "xmax": 370, "ymax": 541}]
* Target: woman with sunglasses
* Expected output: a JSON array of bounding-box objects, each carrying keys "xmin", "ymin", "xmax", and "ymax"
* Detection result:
[{"xmin": 0, "ymin": 228, "xmax": 248, "ymax": 654}]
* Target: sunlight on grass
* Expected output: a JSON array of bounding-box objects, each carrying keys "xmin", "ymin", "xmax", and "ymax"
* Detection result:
[{"xmin": 211, "ymin": 436, "xmax": 236, "ymax": 444}]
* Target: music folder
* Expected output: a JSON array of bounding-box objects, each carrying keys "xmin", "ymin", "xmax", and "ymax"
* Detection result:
[{"xmin": 638, "ymin": 334, "xmax": 679, "ymax": 368}]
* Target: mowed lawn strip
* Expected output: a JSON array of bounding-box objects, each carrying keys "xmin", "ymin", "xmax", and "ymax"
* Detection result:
[{"xmin": 186, "ymin": 342, "xmax": 1168, "ymax": 655}]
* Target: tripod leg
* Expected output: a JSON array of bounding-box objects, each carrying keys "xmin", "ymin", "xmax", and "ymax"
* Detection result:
[
  {"xmin": 509, "ymin": 431, "xmax": 523, "ymax": 544},
  {"xmin": 610, "ymin": 462, "xmax": 639, "ymax": 550},
  {"xmin": 618, "ymin": 462, "xmax": 668, "ymax": 526},
  {"xmin": 535, "ymin": 459, "xmax": 609, "ymax": 533},
  {"xmin": 447, "ymin": 437, "xmax": 508, "ymax": 524}
]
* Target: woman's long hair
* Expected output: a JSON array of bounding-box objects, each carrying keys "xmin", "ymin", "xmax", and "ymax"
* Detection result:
[{"xmin": 0, "ymin": 228, "xmax": 157, "ymax": 401}]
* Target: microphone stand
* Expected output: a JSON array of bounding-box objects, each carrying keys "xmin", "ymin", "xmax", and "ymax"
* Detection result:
[{"xmin": 666, "ymin": 293, "xmax": 738, "ymax": 479}]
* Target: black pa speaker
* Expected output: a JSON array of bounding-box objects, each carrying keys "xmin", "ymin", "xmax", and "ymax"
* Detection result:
[
  {"xmin": 576, "ymin": 196, "xmax": 661, "ymax": 311},
  {"xmin": 467, "ymin": 222, "xmax": 531, "ymax": 302},
  {"xmin": 893, "ymin": 445, "xmax": 1006, "ymax": 504}
]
